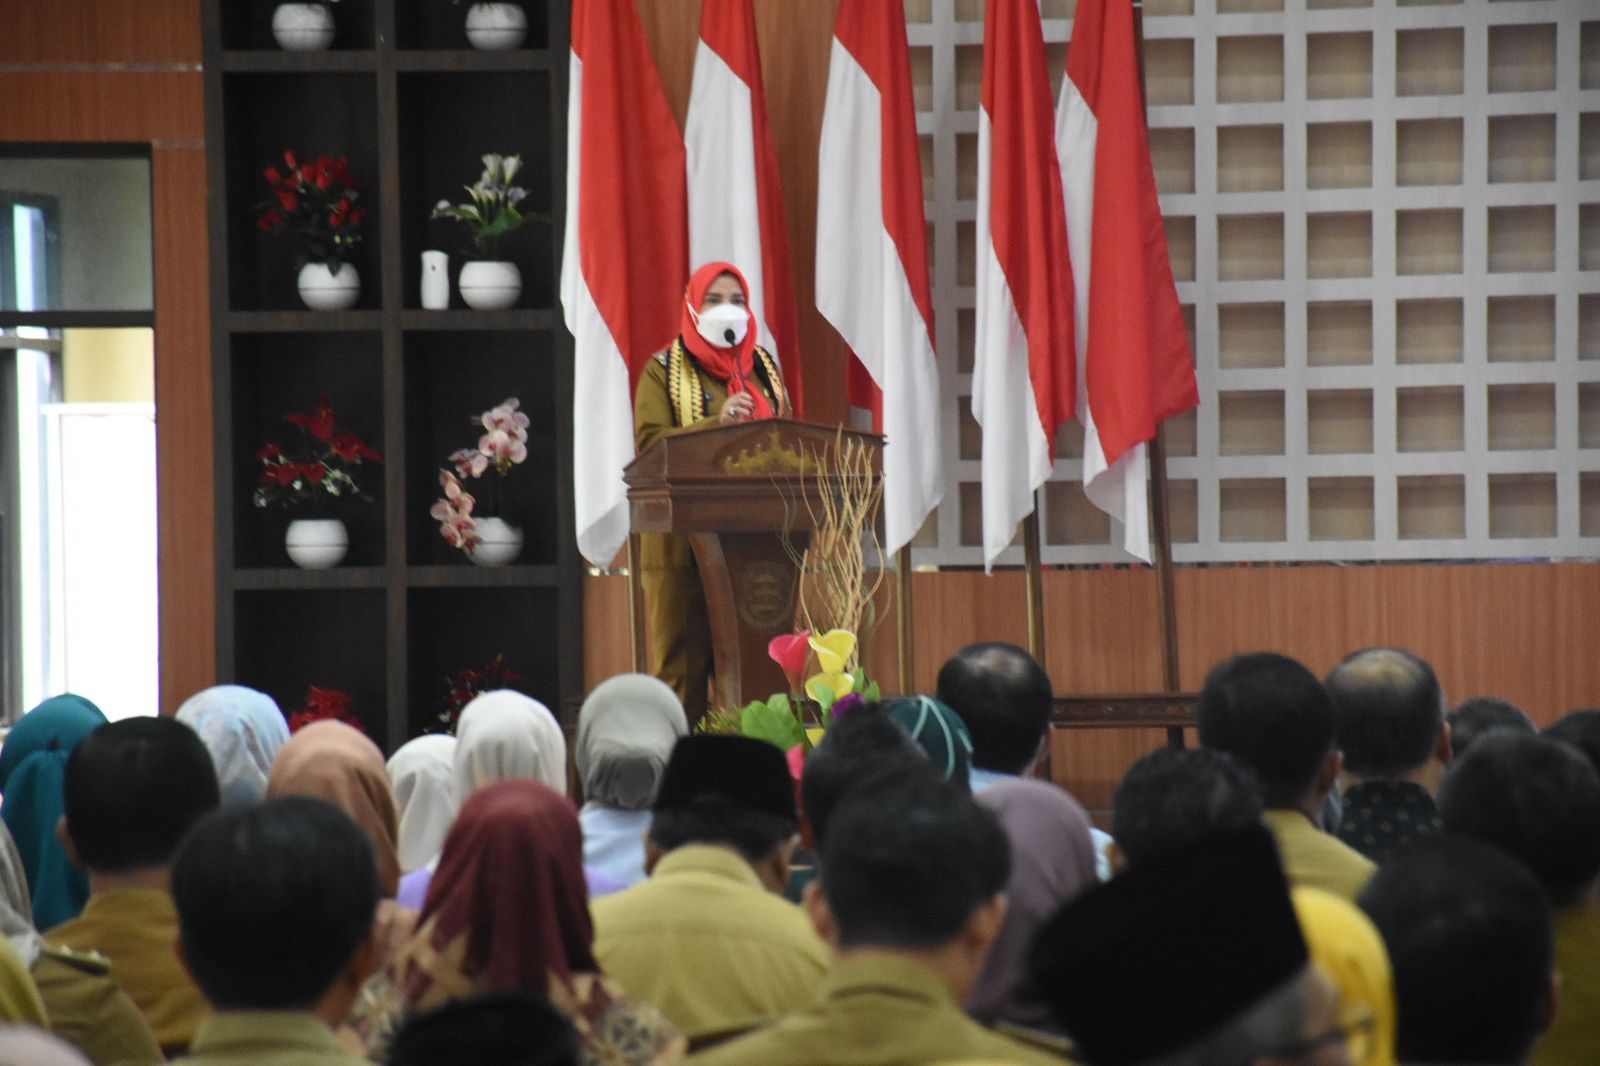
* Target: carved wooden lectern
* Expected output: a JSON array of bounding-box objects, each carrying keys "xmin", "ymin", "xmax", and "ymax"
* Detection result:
[{"xmin": 624, "ymin": 419, "xmax": 883, "ymax": 712}]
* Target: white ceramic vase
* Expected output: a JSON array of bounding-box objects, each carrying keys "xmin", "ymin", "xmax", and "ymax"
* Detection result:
[
  {"xmin": 458, "ymin": 261, "xmax": 521, "ymax": 310},
  {"xmin": 272, "ymin": 3, "xmax": 336, "ymax": 51},
  {"xmin": 285, "ymin": 518, "xmax": 349, "ymax": 569},
  {"xmin": 297, "ymin": 261, "xmax": 360, "ymax": 311},
  {"xmin": 464, "ymin": 3, "xmax": 528, "ymax": 50},
  {"xmin": 470, "ymin": 516, "xmax": 523, "ymax": 567}
]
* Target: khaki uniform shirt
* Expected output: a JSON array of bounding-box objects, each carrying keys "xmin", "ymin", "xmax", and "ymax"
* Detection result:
[
  {"xmin": 1263, "ymin": 809, "xmax": 1376, "ymax": 902},
  {"xmin": 591, "ymin": 845, "xmax": 829, "ymax": 1041},
  {"xmin": 32, "ymin": 944, "xmax": 163, "ymax": 1066},
  {"xmin": 1531, "ymin": 901, "xmax": 1600, "ymax": 1066},
  {"xmin": 173, "ymin": 1013, "xmax": 370, "ymax": 1066}
]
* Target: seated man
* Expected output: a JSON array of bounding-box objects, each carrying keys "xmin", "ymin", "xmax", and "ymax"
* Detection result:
[
  {"xmin": 170, "ymin": 796, "xmax": 382, "ymax": 1066},
  {"xmin": 936, "ymin": 642, "xmax": 1054, "ymax": 792},
  {"xmin": 1198, "ymin": 652, "xmax": 1376, "ymax": 900},
  {"xmin": 48, "ymin": 717, "xmax": 220, "ymax": 1055},
  {"xmin": 387, "ymin": 991, "xmax": 579, "ymax": 1066},
  {"xmin": 1448, "ymin": 696, "xmax": 1535, "ymax": 759},
  {"xmin": 1110, "ymin": 747, "xmax": 1264, "ymax": 871},
  {"xmin": 591, "ymin": 735, "xmax": 828, "ymax": 1043},
  {"xmin": 1325, "ymin": 647, "xmax": 1450, "ymax": 861},
  {"xmin": 1360, "ymin": 835, "xmax": 1555, "ymax": 1066},
  {"xmin": 692, "ymin": 768, "xmax": 1062, "ymax": 1064}
]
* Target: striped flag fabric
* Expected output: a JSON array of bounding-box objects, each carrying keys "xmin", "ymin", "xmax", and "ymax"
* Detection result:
[
  {"xmin": 972, "ymin": 0, "xmax": 1077, "ymax": 571},
  {"xmin": 1059, "ymin": 0, "xmax": 1200, "ymax": 562},
  {"xmin": 560, "ymin": 0, "xmax": 687, "ymax": 568},
  {"xmin": 815, "ymin": 0, "xmax": 942, "ymax": 557},
  {"xmin": 684, "ymin": 0, "xmax": 803, "ymax": 412}
]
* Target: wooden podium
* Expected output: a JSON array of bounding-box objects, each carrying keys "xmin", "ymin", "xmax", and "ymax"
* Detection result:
[{"xmin": 624, "ymin": 419, "xmax": 883, "ymax": 712}]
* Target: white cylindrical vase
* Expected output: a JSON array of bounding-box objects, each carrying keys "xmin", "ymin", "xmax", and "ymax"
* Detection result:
[
  {"xmin": 470, "ymin": 517, "xmax": 523, "ymax": 567},
  {"xmin": 297, "ymin": 261, "xmax": 360, "ymax": 311},
  {"xmin": 285, "ymin": 518, "xmax": 349, "ymax": 569},
  {"xmin": 464, "ymin": 3, "xmax": 528, "ymax": 50},
  {"xmin": 421, "ymin": 250, "xmax": 450, "ymax": 310},
  {"xmin": 458, "ymin": 261, "xmax": 520, "ymax": 310},
  {"xmin": 272, "ymin": 3, "xmax": 336, "ymax": 51}
]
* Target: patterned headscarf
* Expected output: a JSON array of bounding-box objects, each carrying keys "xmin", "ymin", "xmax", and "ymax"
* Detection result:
[
  {"xmin": 387, "ymin": 735, "xmax": 458, "ymax": 873},
  {"xmin": 175, "ymin": 685, "xmax": 290, "ymax": 809},
  {"xmin": 882, "ymin": 696, "xmax": 975, "ymax": 787},
  {"xmin": 576, "ymin": 675, "xmax": 687, "ymax": 810}
]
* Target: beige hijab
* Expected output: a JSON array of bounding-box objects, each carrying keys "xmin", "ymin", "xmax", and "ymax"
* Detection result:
[{"xmin": 268, "ymin": 721, "xmax": 402, "ymax": 897}]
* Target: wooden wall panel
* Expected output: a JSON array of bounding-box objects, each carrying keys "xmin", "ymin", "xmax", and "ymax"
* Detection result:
[
  {"xmin": 0, "ymin": 0, "xmax": 201, "ymax": 63},
  {"xmin": 0, "ymin": 73, "xmax": 202, "ymax": 145}
]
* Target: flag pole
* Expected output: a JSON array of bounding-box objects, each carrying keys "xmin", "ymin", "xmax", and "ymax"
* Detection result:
[
  {"xmin": 896, "ymin": 545, "xmax": 914, "ymax": 694},
  {"xmin": 1024, "ymin": 501, "xmax": 1046, "ymax": 666},
  {"xmin": 627, "ymin": 532, "xmax": 646, "ymax": 673}
]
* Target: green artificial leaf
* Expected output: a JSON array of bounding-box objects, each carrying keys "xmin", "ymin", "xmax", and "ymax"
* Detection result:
[
  {"xmin": 741, "ymin": 695, "xmax": 806, "ymax": 751},
  {"xmin": 863, "ymin": 680, "xmax": 881, "ymax": 703}
]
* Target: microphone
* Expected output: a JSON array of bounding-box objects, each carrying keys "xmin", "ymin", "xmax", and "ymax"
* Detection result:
[{"xmin": 723, "ymin": 328, "xmax": 737, "ymax": 345}]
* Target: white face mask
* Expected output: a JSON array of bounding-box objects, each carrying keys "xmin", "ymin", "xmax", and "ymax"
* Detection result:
[{"xmin": 695, "ymin": 302, "xmax": 750, "ymax": 348}]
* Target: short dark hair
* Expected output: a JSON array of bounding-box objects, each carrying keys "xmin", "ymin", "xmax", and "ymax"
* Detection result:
[
  {"xmin": 1359, "ymin": 835, "xmax": 1554, "ymax": 1066},
  {"xmin": 935, "ymin": 642, "xmax": 1052, "ymax": 774},
  {"xmin": 172, "ymin": 796, "xmax": 379, "ymax": 1010},
  {"xmin": 1438, "ymin": 732, "xmax": 1600, "ymax": 907},
  {"xmin": 1325, "ymin": 647, "xmax": 1444, "ymax": 777},
  {"xmin": 800, "ymin": 706, "xmax": 927, "ymax": 852},
  {"xmin": 63, "ymin": 717, "xmax": 220, "ymax": 873},
  {"xmin": 388, "ymin": 991, "xmax": 580, "ymax": 1066},
  {"xmin": 1196, "ymin": 653, "xmax": 1335, "ymax": 809},
  {"xmin": 648, "ymin": 804, "xmax": 796, "ymax": 866},
  {"xmin": 1447, "ymin": 697, "xmax": 1535, "ymax": 759},
  {"xmin": 1543, "ymin": 709, "xmax": 1600, "ymax": 777},
  {"xmin": 820, "ymin": 767, "xmax": 1009, "ymax": 950},
  {"xmin": 1112, "ymin": 748, "xmax": 1264, "ymax": 866}
]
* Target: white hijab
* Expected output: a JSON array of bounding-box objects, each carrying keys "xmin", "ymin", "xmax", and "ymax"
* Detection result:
[
  {"xmin": 175, "ymin": 685, "xmax": 290, "ymax": 809},
  {"xmin": 576, "ymin": 674, "xmax": 687, "ymax": 810},
  {"xmin": 453, "ymin": 690, "xmax": 567, "ymax": 800},
  {"xmin": 387, "ymin": 735, "xmax": 459, "ymax": 873}
]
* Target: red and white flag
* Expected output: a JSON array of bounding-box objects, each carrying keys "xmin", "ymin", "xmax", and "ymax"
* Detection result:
[
  {"xmin": 972, "ymin": 0, "xmax": 1077, "ymax": 571},
  {"xmin": 1059, "ymin": 0, "xmax": 1199, "ymax": 561},
  {"xmin": 815, "ymin": 0, "xmax": 942, "ymax": 556},
  {"xmin": 561, "ymin": 0, "xmax": 687, "ymax": 568},
  {"xmin": 685, "ymin": 0, "xmax": 803, "ymax": 411}
]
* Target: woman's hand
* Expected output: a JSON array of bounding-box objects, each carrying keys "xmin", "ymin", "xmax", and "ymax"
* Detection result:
[{"xmin": 719, "ymin": 392, "xmax": 756, "ymax": 424}]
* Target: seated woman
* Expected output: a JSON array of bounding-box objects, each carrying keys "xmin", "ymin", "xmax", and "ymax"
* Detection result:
[{"xmin": 633, "ymin": 262, "xmax": 791, "ymax": 722}]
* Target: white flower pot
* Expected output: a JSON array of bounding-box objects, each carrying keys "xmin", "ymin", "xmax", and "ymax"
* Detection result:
[
  {"xmin": 272, "ymin": 3, "xmax": 336, "ymax": 51},
  {"xmin": 465, "ymin": 3, "xmax": 528, "ymax": 50},
  {"xmin": 458, "ymin": 261, "xmax": 521, "ymax": 310},
  {"xmin": 297, "ymin": 261, "xmax": 360, "ymax": 311},
  {"xmin": 470, "ymin": 517, "xmax": 523, "ymax": 567},
  {"xmin": 285, "ymin": 518, "xmax": 349, "ymax": 569}
]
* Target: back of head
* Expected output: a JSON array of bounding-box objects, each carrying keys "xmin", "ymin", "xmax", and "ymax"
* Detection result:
[
  {"xmin": 1543, "ymin": 708, "xmax": 1600, "ymax": 777},
  {"xmin": 819, "ymin": 766, "xmax": 1009, "ymax": 950},
  {"xmin": 1112, "ymin": 747, "xmax": 1264, "ymax": 866},
  {"xmin": 801, "ymin": 706, "xmax": 927, "ymax": 852},
  {"xmin": 1197, "ymin": 652, "xmax": 1335, "ymax": 809},
  {"xmin": 1359, "ymin": 834, "xmax": 1553, "ymax": 1065},
  {"xmin": 388, "ymin": 991, "xmax": 580, "ymax": 1066},
  {"xmin": 175, "ymin": 684, "xmax": 290, "ymax": 809},
  {"xmin": 64, "ymin": 717, "xmax": 220, "ymax": 874},
  {"xmin": 880, "ymin": 696, "xmax": 974, "ymax": 790},
  {"xmin": 576, "ymin": 674, "xmax": 687, "ymax": 811},
  {"xmin": 1448, "ymin": 697, "xmax": 1535, "ymax": 760},
  {"xmin": 650, "ymin": 735, "xmax": 798, "ymax": 865},
  {"xmin": 1326, "ymin": 647, "xmax": 1445, "ymax": 778},
  {"xmin": 387, "ymin": 735, "xmax": 458, "ymax": 874},
  {"xmin": 935, "ymin": 642, "xmax": 1052, "ymax": 774},
  {"xmin": 454, "ymin": 690, "xmax": 568, "ymax": 798},
  {"xmin": 1438, "ymin": 732, "xmax": 1600, "ymax": 907},
  {"xmin": 172, "ymin": 796, "xmax": 379, "ymax": 1011}
]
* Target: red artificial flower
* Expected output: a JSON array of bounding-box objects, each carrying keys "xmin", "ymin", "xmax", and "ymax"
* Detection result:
[
  {"xmin": 256, "ymin": 442, "xmax": 283, "ymax": 462},
  {"xmin": 284, "ymin": 149, "xmax": 299, "ymax": 170},
  {"xmin": 263, "ymin": 165, "xmax": 282, "ymax": 186},
  {"xmin": 276, "ymin": 189, "xmax": 298, "ymax": 212},
  {"xmin": 271, "ymin": 463, "xmax": 300, "ymax": 487},
  {"xmin": 256, "ymin": 215, "xmax": 276, "ymax": 233},
  {"xmin": 330, "ymin": 432, "xmax": 369, "ymax": 462},
  {"xmin": 289, "ymin": 686, "xmax": 364, "ymax": 735},
  {"xmin": 315, "ymin": 168, "xmax": 333, "ymax": 192},
  {"xmin": 349, "ymin": 206, "xmax": 365, "ymax": 227},
  {"xmin": 301, "ymin": 463, "xmax": 326, "ymax": 484}
]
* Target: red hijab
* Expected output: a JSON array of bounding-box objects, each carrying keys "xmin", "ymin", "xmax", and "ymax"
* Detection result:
[{"xmin": 681, "ymin": 261, "xmax": 774, "ymax": 420}]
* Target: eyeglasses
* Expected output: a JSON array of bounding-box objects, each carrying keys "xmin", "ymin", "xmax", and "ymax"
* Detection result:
[{"xmin": 1268, "ymin": 1006, "xmax": 1376, "ymax": 1064}]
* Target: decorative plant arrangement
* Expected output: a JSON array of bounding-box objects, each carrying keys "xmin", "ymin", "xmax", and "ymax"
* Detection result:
[
  {"xmin": 432, "ymin": 154, "xmax": 530, "ymax": 309},
  {"xmin": 429, "ymin": 397, "xmax": 529, "ymax": 565},
  {"xmin": 256, "ymin": 150, "xmax": 366, "ymax": 309},
  {"xmin": 791, "ymin": 427, "xmax": 887, "ymax": 651},
  {"xmin": 288, "ymin": 686, "xmax": 365, "ymax": 734},
  {"xmin": 435, "ymin": 653, "xmax": 526, "ymax": 734},
  {"xmin": 254, "ymin": 395, "xmax": 382, "ymax": 568}
]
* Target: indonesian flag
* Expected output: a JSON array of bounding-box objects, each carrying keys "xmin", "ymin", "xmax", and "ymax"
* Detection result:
[
  {"xmin": 685, "ymin": 0, "xmax": 803, "ymax": 411},
  {"xmin": 815, "ymin": 0, "xmax": 942, "ymax": 556},
  {"xmin": 972, "ymin": 0, "xmax": 1077, "ymax": 571},
  {"xmin": 561, "ymin": 0, "xmax": 687, "ymax": 568},
  {"xmin": 1059, "ymin": 0, "xmax": 1200, "ymax": 562}
]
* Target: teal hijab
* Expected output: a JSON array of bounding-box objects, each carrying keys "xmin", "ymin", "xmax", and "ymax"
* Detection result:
[{"xmin": 0, "ymin": 694, "xmax": 107, "ymax": 930}]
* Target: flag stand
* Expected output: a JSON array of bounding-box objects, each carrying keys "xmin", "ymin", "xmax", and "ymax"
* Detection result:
[
  {"xmin": 627, "ymin": 533, "xmax": 646, "ymax": 674},
  {"xmin": 1023, "ymin": 505, "xmax": 1047, "ymax": 666},
  {"xmin": 1147, "ymin": 429, "xmax": 1185, "ymax": 747},
  {"xmin": 896, "ymin": 545, "xmax": 914, "ymax": 694}
]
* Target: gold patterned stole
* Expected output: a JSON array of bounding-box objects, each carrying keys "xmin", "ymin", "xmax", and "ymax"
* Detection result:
[{"xmin": 666, "ymin": 337, "xmax": 788, "ymax": 427}]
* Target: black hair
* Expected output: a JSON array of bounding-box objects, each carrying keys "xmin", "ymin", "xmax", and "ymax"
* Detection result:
[
  {"xmin": 1447, "ymin": 697, "xmax": 1535, "ymax": 759},
  {"xmin": 63, "ymin": 717, "xmax": 220, "ymax": 873},
  {"xmin": 1543, "ymin": 709, "xmax": 1600, "ymax": 777},
  {"xmin": 648, "ymin": 804, "xmax": 796, "ymax": 866},
  {"xmin": 800, "ymin": 705, "xmax": 928, "ymax": 853},
  {"xmin": 1112, "ymin": 748, "xmax": 1265, "ymax": 866},
  {"xmin": 172, "ymin": 796, "xmax": 379, "ymax": 1010},
  {"xmin": 1359, "ymin": 835, "xmax": 1554, "ymax": 1066},
  {"xmin": 820, "ymin": 766, "xmax": 1009, "ymax": 950},
  {"xmin": 388, "ymin": 991, "xmax": 580, "ymax": 1066},
  {"xmin": 1196, "ymin": 653, "xmax": 1335, "ymax": 809},
  {"xmin": 935, "ymin": 642, "xmax": 1052, "ymax": 774},
  {"xmin": 1325, "ymin": 647, "xmax": 1444, "ymax": 777},
  {"xmin": 1438, "ymin": 732, "xmax": 1600, "ymax": 907}
]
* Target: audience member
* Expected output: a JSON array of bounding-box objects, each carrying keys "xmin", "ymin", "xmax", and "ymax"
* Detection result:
[
  {"xmin": 1198, "ymin": 652, "xmax": 1376, "ymax": 899},
  {"xmin": 453, "ymin": 689, "xmax": 568, "ymax": 797},
  {"xmin": 800, "ymin": 706, "xmax": 927, "ymax": 853},
  {"xmin": 1438, "ymin": 732, "xmax": 1600, "ymax": 1066},
  {"xmin": 0, "ymin": 695, "xmax": 107, "ymax": 928},
  {"xmin": 967, "ymin": 778, "xmax": 1097, "ymax": 1037},
  {"xmin": 936, "ymin": 642, "xmax": 1054, "ymax": 791},
  {"xmin": 387, "ymin": 991, "xmax": 580, "ymax": 1066},
  {"xmin": 1293, "ymin": 887, "xmax": 1397, "ymax": 1066},
  {"xmin": 174, "ymin": 684, "xmax": 290, "ymax": 809},
  {"xmin": 1110, "ymin": 747, "xmax": 1264, "ymax": 870},
  {"xmin": 1324, "ymin": 648, "xmax": 1450, "ymax": 862},
  {"xmin": 0, "ymin": 1027, "xmax": 95, "ymax": 1066},
  {"xmin": 881, "ymin": 696, "xmax": 975, "ymax": 789},
  {"xmin": 1031, "ymin": 825, "xmax": 1351, "ymax": 1066},
  {"xmin": 694, "ymin": 768, "xmax": 1060, "ymax": 1064},
  {"xmin": 1360, "ymin": 835, "xmax": 1555, "ymax": 1066},
  {"xmin": 575, "ymin": 674, "xmax": 689, "ymax": 888},
  {"xmin": 49, "ymin": 717, "xmax": 220, "ymax": 1055},
  {"xmin": 386, "ymin": 735, "xmax": 457, "ymax": 875},
  {"xmin": 593, "ymin": 736, "xmax": 828, "ymax": 1044},
  {"xmin": 0, "ymin": 937, "xmax": 46, "ymax": 1026},
  {"xmin": 170, "ymin": 797, "xmax": 382, "ymax": 1066},
  {"xmin": 1447, "ymin": 696, "xmax": 1535, "ymax": 759},
  {"xmin": 1543, "ymin": 708, "xmax": 1600, "ymax": 778}
]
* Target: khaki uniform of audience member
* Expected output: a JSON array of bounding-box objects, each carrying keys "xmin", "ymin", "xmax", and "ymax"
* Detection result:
[
  {"xmin": 1531, "ymin": 902, "xmax": 1600, "ymax": 1066},
  {"xmin": 175, "ymin": 1013, "xmax": 371, "ymax": 1066},
  {"xmin": 32, "ymin": 943, "xmax": 163, "ymax": 1066},
  {"xmin": 592, "ymin": 844, "xmax": 828, "ymax": 1042},
  {"xmin": 1262, "ymin": 809, "xmax": 1375, "ymax": 902},
  {"xmin": 0, "ymin": 936, "xmax": 45, "ymax": 1026}
]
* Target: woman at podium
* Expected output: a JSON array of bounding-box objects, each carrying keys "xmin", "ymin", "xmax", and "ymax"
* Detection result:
[{"xmin": 633, "ymin": 261, "xmax": 791, "ymax": 720}]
